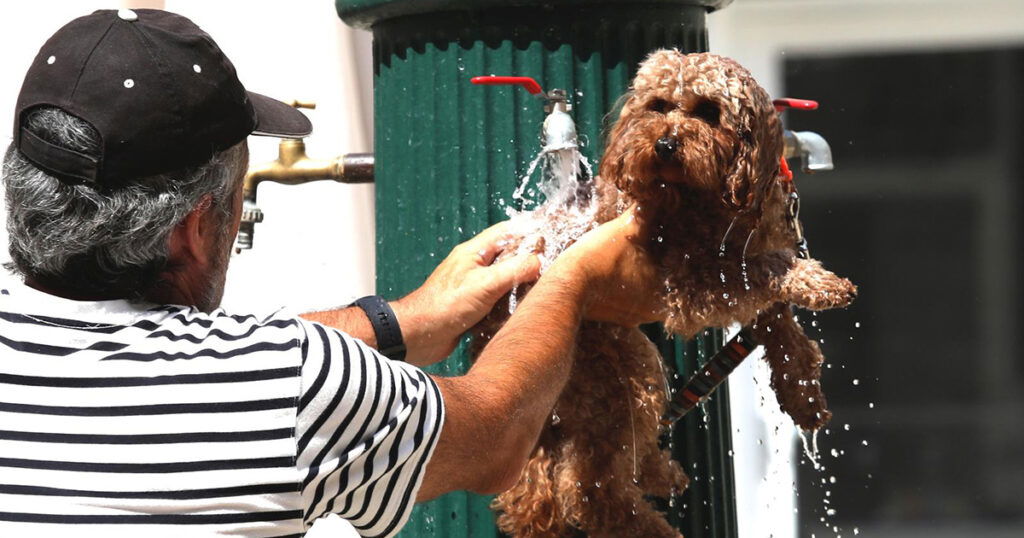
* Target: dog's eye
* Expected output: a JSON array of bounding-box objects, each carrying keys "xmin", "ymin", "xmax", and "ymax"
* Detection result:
[
  {"xmin": 649, "ymin": 99, "xmax": 675, "ymax": 114},
  {"xmin": 692, "ymin": 100, "xmax": 721, "ymax": 126}
]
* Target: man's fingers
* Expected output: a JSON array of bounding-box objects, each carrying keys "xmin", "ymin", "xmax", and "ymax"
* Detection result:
[
  {"xmin": 487, "ymin": 252, "xmax": 541, "ymax": 294},
  {"xmin": 461, "ymin": 221, "xmax": 515, "ymax": 266}
]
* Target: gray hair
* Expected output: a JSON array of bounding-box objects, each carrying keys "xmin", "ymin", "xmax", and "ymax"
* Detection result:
[{"xmin": 2, "ymin": 107, "xmax": 248, "ymax": 298}]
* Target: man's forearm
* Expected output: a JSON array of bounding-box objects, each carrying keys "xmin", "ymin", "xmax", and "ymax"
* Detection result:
[
  {"xmin": 466, "ymin": 269, "xmax": 583, "ymax": 433},
  {"xmin": 416, "ymin": 264, "xmax": 586, "ymax": 499},
  {"xmin": 300, "ymin": 299, "xmax": 441, "ymax": 368},
  {"xmin": 301, "ymin": 305, "xmax": 377, "ymax": 347},
  {"xmin": 460, "ymin": 265, "xmax": 585, "ymax": 486}
]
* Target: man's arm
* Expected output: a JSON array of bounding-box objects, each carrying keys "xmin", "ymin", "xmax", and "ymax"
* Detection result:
[
  {"xmin": 417, "ymin": 209, "xmax": 666, "ymax": 499},
  {"xmin": 417, "ymin": 264, "xmax": 584, "ymax": 498},
  {"xmin": 302, "ymin": 223, "xmax": 539, "ymax": 368}
]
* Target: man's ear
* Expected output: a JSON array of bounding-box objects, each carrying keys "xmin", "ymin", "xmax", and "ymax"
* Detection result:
[{"xmin": 167, "ymin": 194, "xmax": 214, "ymax": 266}]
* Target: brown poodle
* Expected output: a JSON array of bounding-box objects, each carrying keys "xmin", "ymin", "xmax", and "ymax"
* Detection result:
[{"xmin": 473, "ymin": 50, "xmax": 857, "ymax": 537}]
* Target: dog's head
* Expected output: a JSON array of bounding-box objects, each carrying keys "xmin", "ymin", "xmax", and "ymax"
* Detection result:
[{"xmin": 600, "ymin": 51, "xmax": 783, "ymax": 213}]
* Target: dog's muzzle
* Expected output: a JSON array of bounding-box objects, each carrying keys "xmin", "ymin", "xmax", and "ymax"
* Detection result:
[{"xmin": 655, "ymin": 137, "xmax": 678, "ymax": 161}]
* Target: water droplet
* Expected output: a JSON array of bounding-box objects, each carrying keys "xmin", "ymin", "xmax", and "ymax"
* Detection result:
[
  {"xmin": 811, "ymin": 320, "xmax": 818, "ymax": 327},
  {"xmin": 852, "ymin": 379, "xmax": 860, "ymax": 385},
  {"xmin": 575, "ymin": 481, "xmax": 581, "ymax": 488},
  {"xmin": 854, "ymin": 322, "xmax": 861, "ymax": 328},
  {"xmin": 829, "ymin": 476, "xmax": 836, "ymax": 484},
  {"xmin": 862, "ymin": 440, "xmax": 869, "ymax": 446},
  {"xmin": 722, "ymin": 292, "xmax": 730, "ymax": 299},
  {"xmin": 595, "ymin": 481, "xmax": 601, "ymax": 488},
  {"xmin": 869, "ymin": 402, "xmax": 875, "ymax": 409},
  {"xmin": 843, "ymin": 424, "xmax": 850, "ymax": 431}
]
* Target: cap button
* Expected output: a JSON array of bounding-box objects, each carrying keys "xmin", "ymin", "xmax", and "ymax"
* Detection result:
[{"xmin": 117, "ymin": 9, "xmax": 138, "ymax": 22}]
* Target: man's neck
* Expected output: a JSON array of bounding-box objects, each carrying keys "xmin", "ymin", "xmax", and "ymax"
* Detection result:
[{"xmin": 23, "ymin": 276, "xmax": 125, "ymax": 302}]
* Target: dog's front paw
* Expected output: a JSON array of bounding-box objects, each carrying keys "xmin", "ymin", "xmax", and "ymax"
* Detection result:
[{"xmin": 780, "ymin": 258, "xmax": 857, "ymax": 311}]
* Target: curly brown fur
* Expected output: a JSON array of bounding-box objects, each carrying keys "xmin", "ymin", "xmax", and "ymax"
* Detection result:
[
  {"xmin": 597, "ymin": 50, "xmax": 856, "ymax": 429},
  {"xmin": 474, "ymin": 50, "xmax": 856, "ymax": 536}
]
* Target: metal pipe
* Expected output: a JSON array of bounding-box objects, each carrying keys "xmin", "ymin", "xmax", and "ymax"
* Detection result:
[
  {"xmin": 235, "ymin": 139, "xmax": 374, "ymax": 251},
  {"xmin": 783, "ymin": 130, "xmax": 834, "ymax": 173}
]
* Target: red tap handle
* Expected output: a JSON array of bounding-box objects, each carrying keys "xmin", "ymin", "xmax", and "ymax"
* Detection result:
[
  {"xmin": 471, "ymin": 76, "xmax": 544, "ymax": 95},
  {"xmin": 773, "ymin": 98, "xmax": 819, "ymax": 112},
  {"xmin": 775, "ymin": 99, "xmax": 817, "ymax": 180},
  {"xmin": 779, "ymin": 156, "xmax": 794, "ymax": 182}
]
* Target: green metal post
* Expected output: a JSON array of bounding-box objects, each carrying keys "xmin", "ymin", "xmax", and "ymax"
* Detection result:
[{"xmin": 335, "ymin": 1, "xmax": 737, "ymax": 536}]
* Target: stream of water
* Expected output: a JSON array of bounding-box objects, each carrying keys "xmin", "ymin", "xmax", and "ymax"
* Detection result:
[{"xmin": 505, "ymin": 140, "xmax": 597, "ymax": 312}]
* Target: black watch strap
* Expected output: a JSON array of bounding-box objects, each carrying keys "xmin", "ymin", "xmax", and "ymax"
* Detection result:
[{"xmin": 352, "ymin": 295, "xmax": 406, "ymax": 361}]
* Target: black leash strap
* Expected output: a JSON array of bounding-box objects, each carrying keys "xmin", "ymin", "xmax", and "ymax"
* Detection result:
[{"xmin": 661, "ymin": 328, "xmax": 760, "ymax": 426}]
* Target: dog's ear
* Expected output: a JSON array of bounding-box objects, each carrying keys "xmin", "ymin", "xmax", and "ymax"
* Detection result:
[
  {"xmin": 722, "ymin": 129, "xmax": 757, "ymax": 209},
  {"xmin": 598, "ymin": 94, "xmax": 636, "ymax": 194},
  {"xmin": 723, "ymin": 107, "xmax": 784, "ymax": 211}
]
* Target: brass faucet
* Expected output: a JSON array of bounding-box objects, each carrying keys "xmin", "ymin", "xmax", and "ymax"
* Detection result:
[{"xmin": 236, "ymin": 100, "xmax": 374, "ymax": 252}]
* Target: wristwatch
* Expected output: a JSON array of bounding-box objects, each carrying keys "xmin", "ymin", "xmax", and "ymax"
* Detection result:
[{"xmin": 352, "ymin": 295, "xmax": 406, "ymax": 361}]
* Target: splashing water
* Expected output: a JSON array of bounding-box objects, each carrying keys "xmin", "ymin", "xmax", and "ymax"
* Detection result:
[
  {"xmin": 506, "ymin": 140, "xmax": 598, "ymax": 313},
  {"xmin": 740, "ymin": 227, "xmax": 756, "ymax": 291},
  {"xmin": 800, "ymin": 428, "xmax": 822, "ymax": 470},
  {"xmin": 719, "ymin": 215, "xmax": 739, "ymax": 258}
]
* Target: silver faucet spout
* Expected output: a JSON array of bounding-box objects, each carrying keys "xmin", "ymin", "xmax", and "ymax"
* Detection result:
[
  {"xmin": 784, "ymin": 130, "xmax": 834, "ymax": 173},
  {"xmin": 541, "ymin": 90, "xmax": 577, "ymax": 150}
]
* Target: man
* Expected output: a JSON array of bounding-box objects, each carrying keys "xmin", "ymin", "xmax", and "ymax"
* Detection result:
[{"xmin": 0, "ymin": 9, "xmax": 663, "ymax": 538}]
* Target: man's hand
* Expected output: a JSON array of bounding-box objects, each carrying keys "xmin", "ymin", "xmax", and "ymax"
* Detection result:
[
  {"xmin": 549, "ymin": 206, "xmax": 667, "ymax": 327},
  {"xmin": 394, "ymin": 222, "xmax": 541, "ymax": 364}
]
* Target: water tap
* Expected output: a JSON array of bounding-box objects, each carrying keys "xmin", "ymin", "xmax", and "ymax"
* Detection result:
[
  {"xmin": 236, "ymin": 100, "xmax": 374, "ymax": 252},
  {"xmin": 470, "ymin": 76, "xmax": 579, "ymax": 151},
  {"xmin": 773, "ymin": 98, "xmax": 834, "ymax": 174}
]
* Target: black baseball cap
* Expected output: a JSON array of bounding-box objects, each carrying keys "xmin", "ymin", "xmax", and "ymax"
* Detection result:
[{"xmin": 13, "ymin": 8, "xmax": 312, "ymax": 188}]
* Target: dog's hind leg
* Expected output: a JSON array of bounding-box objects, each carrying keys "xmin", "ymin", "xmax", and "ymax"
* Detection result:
[{"xmin": 494, "ymin": 440, "xmax": 577, "ymax": 538}]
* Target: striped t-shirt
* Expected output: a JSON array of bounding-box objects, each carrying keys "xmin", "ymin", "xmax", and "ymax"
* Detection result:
[{"xmin": 0, "ymin": 280, "xmax": 444, "ymax": 538}]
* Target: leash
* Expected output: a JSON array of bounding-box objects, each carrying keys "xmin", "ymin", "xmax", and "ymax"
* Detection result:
[
  {"xmin": 780, "ymin": 161, "xmax": 811, "ymax": 260},
  {"xmin": 774, "ymin": 98, "xmax": 818, "ymax": 260},
  {"xmin": 661, "ymin": 327, "xmax": 761, "ymax": 426}
]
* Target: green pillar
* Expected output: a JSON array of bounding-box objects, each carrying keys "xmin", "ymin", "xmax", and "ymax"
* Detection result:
[{"xmin": 335, "ymin": 1, "xmax": 737, "ymax": 536}]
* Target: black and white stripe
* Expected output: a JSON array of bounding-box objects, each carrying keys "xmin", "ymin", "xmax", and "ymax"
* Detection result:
[{"xmin": 0, "ymin": 281, "xmax": 444, "ymax": 537}]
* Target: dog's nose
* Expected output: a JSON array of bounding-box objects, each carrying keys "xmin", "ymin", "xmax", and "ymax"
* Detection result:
[{"xmin": 655, "ymin": 137, "xmax": 678, "ymax": 160}]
